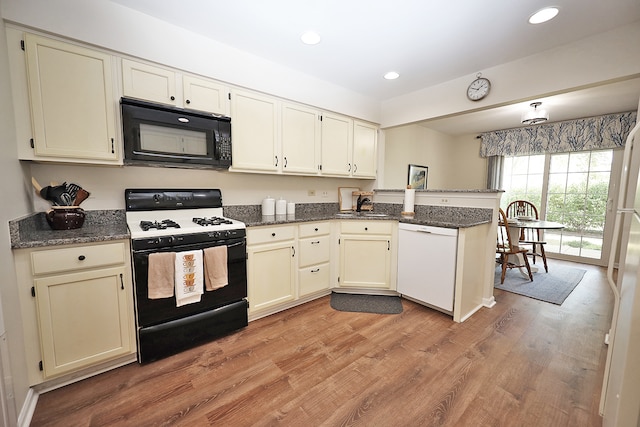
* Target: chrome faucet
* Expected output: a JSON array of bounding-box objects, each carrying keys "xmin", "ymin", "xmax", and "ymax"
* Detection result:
[{"xmin": 356, "ymin": 195, "xmax": 370, "ymax": 212}]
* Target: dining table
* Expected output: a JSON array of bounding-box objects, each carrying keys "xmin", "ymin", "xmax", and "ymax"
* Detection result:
[{"xmin": 505, "ymin": 218, "xmax": 565, "ymax": 278}]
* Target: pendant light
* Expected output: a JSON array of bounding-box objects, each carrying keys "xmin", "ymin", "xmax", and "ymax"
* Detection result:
[{"xmin": 521, "ymin": 102, "xmax": 549, "ymax": 125}]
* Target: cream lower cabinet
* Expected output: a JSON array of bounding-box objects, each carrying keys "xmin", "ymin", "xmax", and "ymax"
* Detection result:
[
  {"xmin": 14, "ymin": 240, "xmax": 135, "ymax": 385},
  {"xmin": 298, "ymin": 222, "xmax": 331, "ymax": 296},
  {"xmin": 246, "ymin": 225, "xmax": 296, "ymax": 315},
  {"xmin": 338, "ymin": 221, "xmax": 396, "ymax": 290}
]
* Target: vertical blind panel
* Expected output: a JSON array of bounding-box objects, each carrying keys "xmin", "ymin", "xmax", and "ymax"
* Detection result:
[{"xmin": 480, "ymin": 111, "xmax": 637, "ymax": 157}]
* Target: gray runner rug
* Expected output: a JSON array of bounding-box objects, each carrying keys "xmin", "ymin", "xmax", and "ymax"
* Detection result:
[
  {"xmin": 330, "ymin": 292, "xmax": 403, "ymax": 314},
  {"xmin": 494, "ymin": 264, "xmax": 586, "ymax": 305}
]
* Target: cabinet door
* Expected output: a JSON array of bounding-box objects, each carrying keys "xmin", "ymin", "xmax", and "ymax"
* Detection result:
[
  {"xmin": 25, "ymin": 34, "xmax": 118, "ymax": 161},
  {"xmin": 339, "ymin": 235, "xmax": 391, "ymax": 288},
  {"xmin": 247, "ymin": 241, "xmax": 295, "ymax": 313},
  {"xmin": 352, "ymin": 121, "xmax": 377, "ymax": 178},
  {"xmin": 122, "ymin": 59, "xmax": 177, "ymax": 105},
  {"xmin": 35, "ymin": 266, "xmax": 133, "ymax": 379},
  {"xmin": 230, "ymin": 89, "xmax": 279, "ymax": 172},
  {"xmin": 281, "ymin": 102, "xmax": 320, "ymax": 175},
  {"xmin": 182, "ymin": 75, "xmax": 229, "ymax": 115},
  {"xmin": 320, "ymin": 112, "xmax": 353, "ymax": 176}
]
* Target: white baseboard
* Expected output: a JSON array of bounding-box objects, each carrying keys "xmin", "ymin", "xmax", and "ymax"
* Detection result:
[{"xmin": 17, "ymin": 388, "xmax": 37, "ymax": 427}]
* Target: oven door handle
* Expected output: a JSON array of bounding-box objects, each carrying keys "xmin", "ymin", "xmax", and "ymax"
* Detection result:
[{"xmin": 226, "ymin": 240, "xmax": 244, "ymax": 249}]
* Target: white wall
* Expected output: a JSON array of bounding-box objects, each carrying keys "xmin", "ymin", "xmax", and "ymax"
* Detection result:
[
  {"xmin": 448, "ymin": 134, "xmax": 487, "ymax": 190},
  {"xmin": 0, "ymin": 7, "xmax": 32, "ymax": 424},
  {"xmin": 29, "ymin": 163, "xmax": 375, "ymax": 212},
  {"xmin": 381, "ymin": 21, "xmax": 640, "ymax": 128},
  {"xmin": 383, "ymin": 125, "xmax": 459, "ymax": 189}
]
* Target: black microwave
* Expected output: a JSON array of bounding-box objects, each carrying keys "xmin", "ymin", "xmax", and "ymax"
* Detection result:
[{"xmin": 121, "ymin": 97, "xmax": 232, "ymax": 169}]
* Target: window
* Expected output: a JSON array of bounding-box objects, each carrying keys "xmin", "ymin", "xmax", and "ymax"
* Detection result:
[{"xmin": 501, "ymin": 149, "xmax": 616, "ymax": 263}]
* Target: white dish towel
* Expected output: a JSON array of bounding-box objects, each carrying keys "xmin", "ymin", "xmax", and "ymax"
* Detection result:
[{"xmin": 174, "ymin": 249, "xmax": 204, "ymax": 307}]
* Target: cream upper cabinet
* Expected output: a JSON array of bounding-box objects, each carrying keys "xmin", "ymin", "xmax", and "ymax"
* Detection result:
[
  {"xmin": 320, "ymin": 112, "xmax": 354, "ymax": 177},
  {"xmin": 230, "ymin": 89, "xmax": 280, "ymax": 172},
  {"xmin": 352, "ymin": 120, "xmax": 378, "ymax": 178},
  {"xmin": 23, "ymin": 33, "xmax": 119, "ymax": 163},
  {"xmin": 182, "ymin": 75, "xmax": 229, "ymax": 115},
  {"xmin": 122, "ymin": 59, "xmax": 176, "ymax": 105},
  {"xmin": 281, "ymin": 102, "xmax": 321, "ymax": 175},
  {"xmin": 122, "ymin": 59, "xmax": 230, "ymax": 115},
  {"xmin": 338, "ymin": 221, "xmax": 395, "ymax": 290}
]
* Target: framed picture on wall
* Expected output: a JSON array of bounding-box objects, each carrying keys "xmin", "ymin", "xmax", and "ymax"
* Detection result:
[{"xmin": 407, "ymin": 164, "xmax": 428, "ymax": 189}]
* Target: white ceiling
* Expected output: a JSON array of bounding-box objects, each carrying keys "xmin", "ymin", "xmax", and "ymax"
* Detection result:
[{"xmin": 110, "ymin": 0, "xmax": 640, "ymax": 135}]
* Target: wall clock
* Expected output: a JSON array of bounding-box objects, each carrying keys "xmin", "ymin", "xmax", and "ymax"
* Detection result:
[{"xmin": 467, "ymin": 73, "xmax": 491, "ymax": 101}]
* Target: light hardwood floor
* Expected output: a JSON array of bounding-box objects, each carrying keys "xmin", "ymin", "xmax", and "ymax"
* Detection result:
[{"xmin": 31, "ymin": 259, "xmax": 612, "ymax": 426}]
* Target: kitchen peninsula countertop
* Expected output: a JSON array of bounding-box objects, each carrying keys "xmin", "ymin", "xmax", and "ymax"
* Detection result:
[
  {"xmin": 225, "ymin": 202, "xmax": 493, "ymax": 229},
  {"xmin": 11, "ymin": 202, "xmax": 493, "ymax": 249}
]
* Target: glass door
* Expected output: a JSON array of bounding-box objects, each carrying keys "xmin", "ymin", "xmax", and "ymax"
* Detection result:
[{"xmin": 501, "ymin": 148, "xmax": 621, "ymax": 265}]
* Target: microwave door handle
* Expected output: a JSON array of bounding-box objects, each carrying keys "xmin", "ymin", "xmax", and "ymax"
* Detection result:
[{"xmin": 213, "ymin": 129, "xmax": 220, "ymax": 159}]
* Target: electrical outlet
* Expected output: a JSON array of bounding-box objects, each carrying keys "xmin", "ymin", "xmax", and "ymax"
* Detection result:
[
  {"xmin": 321, "ymin": 191, "xmax": 329, "ymax": 198},
  {"xmin": 441, "ymin": 198, "xmax": 449, "ymax": 203},
  {"xmin": 308, "ymin": 190, "xmax": 316, "ymax": 196}
]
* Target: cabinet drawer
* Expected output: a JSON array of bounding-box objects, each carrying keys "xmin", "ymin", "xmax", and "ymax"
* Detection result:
[
  {"xmin": 298, "ymin": 221, "xmax": 330, "ymax": 238},
  {"xmin": 298, "ymin": 235, "xmax": 330, "ymax": 267},
  {"xmin": 31, "ymin": 243, "xmax": 126, "ymax": 275},
  {"xmin": 299, "ymin": 262, "xmax": 330, "ymax": 296},
  {"xmin": 340, "ymin": 220, "xmax": 393, "ymax": 235},
  {"xmin": 247, "ymin": 225, "xmax": 295, "ymax": 245}
]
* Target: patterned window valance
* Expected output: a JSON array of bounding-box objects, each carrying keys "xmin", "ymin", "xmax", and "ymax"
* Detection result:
[{"xmin": 479, "ymin": 111, "xmax": 637, "ymax": 157}]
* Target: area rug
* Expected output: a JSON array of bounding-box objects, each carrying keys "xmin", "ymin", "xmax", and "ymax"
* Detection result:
[
  {"xmin": 494, "ymin": 265, "xmax": 586, "ymax": 305},
  {"xmin": 330, "ymin": 292, "xmax": 403, "ymax": 314}
]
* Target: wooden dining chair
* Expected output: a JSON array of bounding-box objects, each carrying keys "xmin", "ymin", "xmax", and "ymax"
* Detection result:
[
  {"xmin": 496, "ymin": 208, "xmax": 533, "ymax": 284},
  {"xmin": 505, "ymin": 200, "xmax": 548, "ymax": 273}
]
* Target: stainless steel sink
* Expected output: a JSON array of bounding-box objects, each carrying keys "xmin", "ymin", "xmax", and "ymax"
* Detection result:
[{"xmin": 334, "ymin": 212, "xmax": 389, "ymax": 218}]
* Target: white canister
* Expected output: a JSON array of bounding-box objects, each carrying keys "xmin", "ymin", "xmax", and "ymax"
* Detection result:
[
  {"xmin": 287, "ymin": 202, "xmax": 295, "ymax": 215},
  {"xmin": 276, "ymin": 198, "xmax": 287, "ymax": 215},
  {"xmin": 262, "ymin": 196, "xmax": 275, "ymax": 216}
]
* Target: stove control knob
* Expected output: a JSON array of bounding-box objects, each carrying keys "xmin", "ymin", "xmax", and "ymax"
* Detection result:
[
  {"xmin": 224, "ymin": 230, "xmax": 231, "ymax": 238},
  {"xmin": 166, "ymin": 236, "xmax": 175, "ymax": 245}
]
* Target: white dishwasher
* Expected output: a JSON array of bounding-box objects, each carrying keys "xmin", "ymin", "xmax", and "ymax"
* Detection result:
[{"xmin": 397, "ymin": 223, "xmax": 458, "ymax": 312}]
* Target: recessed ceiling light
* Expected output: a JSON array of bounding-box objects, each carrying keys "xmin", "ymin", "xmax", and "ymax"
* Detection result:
[
  {"xmin": 301, "ymin": 31, "xmax": 321, "ymax": 45},
  {"xmin": 384, "ymin": 71, "xmax": 400, "ymax": 80},
  {"xmin": 529, "ymin": 7, "xmax": 559, "ymax": 24}
]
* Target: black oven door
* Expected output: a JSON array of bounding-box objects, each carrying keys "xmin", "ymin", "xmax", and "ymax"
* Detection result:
[{"xmin": 131, "ymin": 237, "xmax": 246, "ymax": 328}]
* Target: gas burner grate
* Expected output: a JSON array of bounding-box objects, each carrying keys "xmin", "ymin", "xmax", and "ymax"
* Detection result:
[
  {"xmin": 140, "ymin": 219, "xmax": 181, "ymax": 231},
  {"xmin": 192, "ymin": 217, "xmax": 234, "ymax": 227}
]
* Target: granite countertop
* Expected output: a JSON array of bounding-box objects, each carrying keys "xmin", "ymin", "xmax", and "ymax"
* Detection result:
[
  {"xmin": 11, "ymin": 203, "xmax": 494, "ymax": 249},
  {"xmin": 10, "ymin": 210, "xmax": 129, "ymax": 249},
  {"xmin": 225, "ymin": 203, "xmax": 493, "ymax": 229}
]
